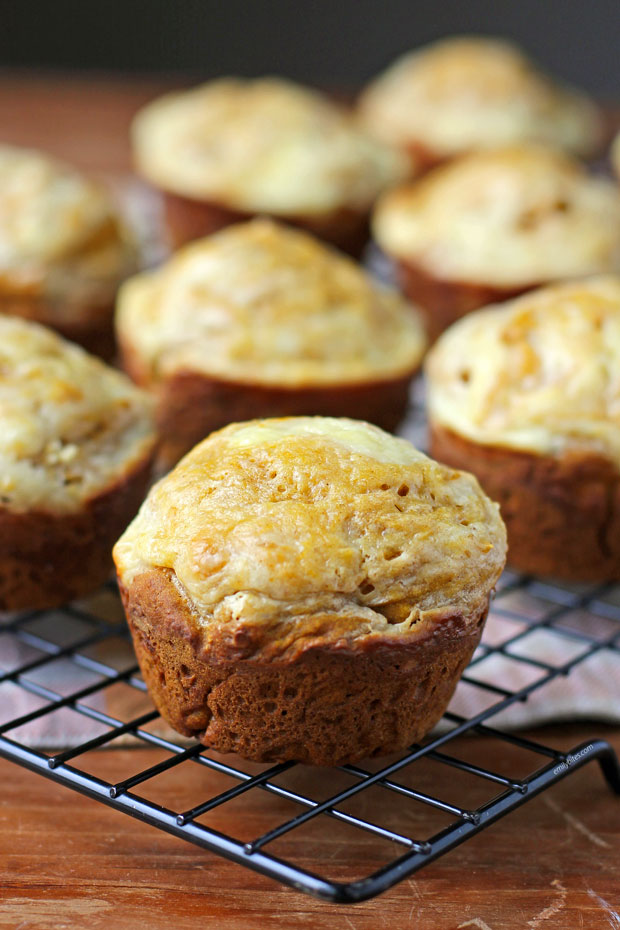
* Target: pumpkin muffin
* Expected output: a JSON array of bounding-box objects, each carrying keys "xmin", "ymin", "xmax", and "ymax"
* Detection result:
[
  {"xmin": 358, "ymin": 36, "xmax": 602, "ymax": 171},
  {"xmin": 116, "ymin": 219, "xmax": 427, "ymax": 468},
  {"xmin": 373, "ymin": 145, "xmax": 620, "ymax": 338},
  {"xmin": 0, "ymin": 316, "xmax": 156, "ymax": 610},
  {"xmin": 0, "ymin": 144, "xmax": 136, "ymax": 358},
  {"xmin": 114, "ymin": 416, "xmax": 506, "ymax": 766},
  {"xmin": 427, "ymin": 276, "xmax": 620, "ymax": 580},
  {"xmin": 131, "ymin": 77, "xmax": 409, "ymax": 256}
]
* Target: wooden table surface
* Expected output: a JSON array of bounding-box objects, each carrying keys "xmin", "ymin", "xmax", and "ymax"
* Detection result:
[
  {"xmin": 0, "ymin": 75, "xmax": 619, "ymax": 929},
  {"xmin": 0, "ymin": 730, "xmax": 619, "ymax": 930}
]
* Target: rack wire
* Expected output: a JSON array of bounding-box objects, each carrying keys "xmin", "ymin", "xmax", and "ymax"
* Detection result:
[{"xmin": 1, "ymin": 401, "xmax": 619, "ymax": 903}]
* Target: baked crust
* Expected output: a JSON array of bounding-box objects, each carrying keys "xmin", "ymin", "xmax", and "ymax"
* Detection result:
[
  {"xmin": 162, "ymin": 190, "xmax": 371, "ymax": 258},
  {"xmin": 424, "ymin": 277, "xmax": 620, "ymax": 463},
  {"xmin": 113, "ymin": 417, "xmax": 506, "ymax": 617},
  {"xmin": 393, "ymin": 256, "xmax": 532, "ymax": 340},
  {"xmin": 357, "ymin": 37, "xmax": 602, "ymax": 159},
  {"xmin": 0, "ymin": 293, "xmax": 116, "ymax": 359},
  {"xmin": 132, "ymin": 78, "xmax": 409, "ymax": 219},
  {"xmin": 430, "ymin": 423, "xmax": 620, "ymax": 580},
  {"xmin": 0, "ymin": 455, "xmax": 153, "ymax": 611},
  {"xmin": 612, "ymin": 132, "xmax": 620, "ymax": 182},
  {"xmin": 372, "ymin": 147, "xmax": 620, "ymax": 307},
  {"xmin": 0, "ymin": 315, "xmax": 157, "ymax": 609},
  {"xmin": 117, "ymin": 220, "xmax": 427, "ymax": 464},
  {"xmin": 121, "ymin": 567, "xmax": 488, "ymax": 765},
  {"xmin": 0, "ymin": 316, "xmax": 157, "ymax": 513},
  {"xmin": 114, "ymin": 417, "xmax": 505, "ymax": 764},
  {"xmin": 0, "ymin": 145, "xmax": 135, "ymax": 353},
  {"xmin": 148, "ymin": 369, "xmax": 413, "ymax": 470},
  {"xmin": 402, "ymin": 141, "xmax": 444, "ymax": 175}
]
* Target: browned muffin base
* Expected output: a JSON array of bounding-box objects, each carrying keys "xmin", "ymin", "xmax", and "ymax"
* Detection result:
[
  {"xmin": 162, "ymin": 190, "xmax": 371, "ymax": 258},
  {"xmin": 404, "ymin": 141, "xmax": 446, "ymax": 175},
  {"xmin": 403, "ymin": 127, "xmax": 607, "ymax": 175},
  {"xmin": 392, "ymin": 259, "xmax": 533, "ymax": 341},
  {"xmin": 121, "ymin": 568, "xmax": 488, "ymax": 766},
  {"xmin": 431, "ymin": 423, "xmax": 620, "ymax": 580},
  {"xmin": 125, "ymin": 367, "xmax": 416, "ymax": 469},
  {"xmin": 0, "ymin": 456, "xmax": 153, "ymax": 611},
  {"xmin": 0, "ymin": 295, "xmax": 116, "ymax": 359}
]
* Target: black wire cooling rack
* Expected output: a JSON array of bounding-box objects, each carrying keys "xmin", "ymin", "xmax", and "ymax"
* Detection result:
[
  {"xmin": 1, "ymin": 569, "xmax": 619, "ymax": 902},
  {"xmin": 1, "ymin": 398, "xmax": 620, "ymax": 903}
]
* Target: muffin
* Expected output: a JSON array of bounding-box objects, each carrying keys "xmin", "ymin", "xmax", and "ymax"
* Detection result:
[
  {"xmin": 116, "ymin": 219, "xmax": 427, "ymax": 468},
  {"xmin": 612, "ymin": 131, "xmax": 620, "ymax": 180},
  {"xmin": 131, "ymin": 77, "xmax": 409, "ymax": 256},
  {"xmin": 0, "ymin": 145, "xmax": 136, "ymax": 358},
  {"xmin": 0, "ymin": 316, "xmax": 157, "ymax": 611},
  {"xmin": 114, "ymin": 416, "xmax": 506, "ymax": 766},
  {"xmin": 358, "ymin": 36, "xmax": 602, "ymax": 170},
  {"xmin": 373, "ymin": 145, "xmax": 620, "ymax": 338},
  {"xmin": 426, "ymin": 276, "xmax": 620, "ymax": 580}
]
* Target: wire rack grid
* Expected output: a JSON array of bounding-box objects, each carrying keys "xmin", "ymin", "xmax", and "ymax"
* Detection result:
[{"xmin": 1, "ymin": 400, "xmax": 620, "ymax": 903}]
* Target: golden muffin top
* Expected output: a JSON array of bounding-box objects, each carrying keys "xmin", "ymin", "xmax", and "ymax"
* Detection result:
[
  {"xmin": 358, "ymin": 36, "xmax": 601, "ymax": 159},
  {"xmin": 426, "ymin": 276, "xmax": 620, "ymax": 461},
  {"xmin": 373, "ymin": 145, "xmax": 620, "ymax": 287},
  {"xmin": 116, "ymin": 219, "xmax": 427, "ymax": 387},
  {"xmin": 0, "ymin": 316, "xmax": 156, "ymax": 512},
  {"xmin": 131, "ymin": 77, "xmax": 409, "ymax": 214},
  {"xmin": 114, "ymin": 417, "xmax": 506, "ymax": 652},
  {"xmin": 0, "ymin": 145, "xmax": 135, "ymax": 308}
]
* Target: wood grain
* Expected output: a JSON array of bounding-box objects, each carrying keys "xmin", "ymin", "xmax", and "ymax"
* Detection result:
[
  {"xmin": 0, "ymin": 72, "xmax": 176, "ymax": 173},
  {"xmin": 0, "ymin": 727, "xmax": 618, "ymax": 929},
  {"xmin": 0, "ymin": 75, "xmax": 618, "ymax": 928}
]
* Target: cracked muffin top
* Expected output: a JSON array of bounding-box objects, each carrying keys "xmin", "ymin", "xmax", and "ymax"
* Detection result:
[
  {"xmin": 426, "ymin": 276, "xmax": 620, "ymax": 461},
  {"xmin": 114, "ymin": 417, "xmax": 506, "ymax": 655}
]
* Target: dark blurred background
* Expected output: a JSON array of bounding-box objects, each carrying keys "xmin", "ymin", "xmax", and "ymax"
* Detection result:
[{"xmin": 1, "ymin": 0, "xmax": 618, "ymax": 97}]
